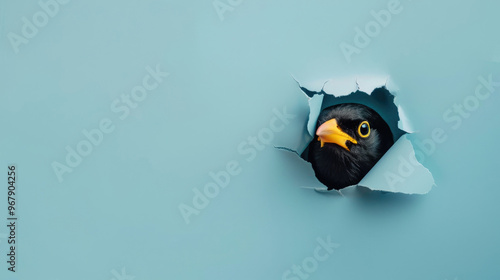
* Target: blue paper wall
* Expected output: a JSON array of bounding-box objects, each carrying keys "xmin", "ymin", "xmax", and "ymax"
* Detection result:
[{"xmin": 1, "ymin": 0, "xmax": 499, "ymax": 279}]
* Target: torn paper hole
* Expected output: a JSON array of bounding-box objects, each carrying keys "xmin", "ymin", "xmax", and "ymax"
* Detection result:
[{"xmin": 278, "ymin": 76, "xmax": 435, "ymax": 195}]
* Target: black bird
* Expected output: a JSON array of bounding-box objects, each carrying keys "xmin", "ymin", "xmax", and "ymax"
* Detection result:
[{"xmin": 307, "ymin": 103, "xmax": 394, "ymax": 190}]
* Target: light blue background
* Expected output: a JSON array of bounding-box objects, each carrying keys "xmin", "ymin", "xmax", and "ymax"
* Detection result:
[{"xmin": 1, "ymin": 0, "xmax": 499, "ymax": 279}]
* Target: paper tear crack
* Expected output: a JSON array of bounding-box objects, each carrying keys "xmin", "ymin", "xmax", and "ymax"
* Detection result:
[{"xmin": 280, "ymin": 76, "xmax": 435, "ymax": 195}]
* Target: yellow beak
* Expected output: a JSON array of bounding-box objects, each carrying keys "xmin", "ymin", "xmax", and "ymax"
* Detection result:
[{"xmin": 316, "ymin": 119, "xmax": 357, "ymax": 151}]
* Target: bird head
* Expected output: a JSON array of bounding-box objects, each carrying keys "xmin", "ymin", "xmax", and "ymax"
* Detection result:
[
  {"xmin": 315, "ymin": 103, "xmax": 394, "ymax": 158},
  {"xmin": 308, "ymin": 103, "xmax": 395, "ymax": 190}
]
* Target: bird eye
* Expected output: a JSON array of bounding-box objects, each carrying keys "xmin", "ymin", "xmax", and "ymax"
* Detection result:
[{"xmin": 358, "ymin": 121, "xmax": 370, "ymax": 138}]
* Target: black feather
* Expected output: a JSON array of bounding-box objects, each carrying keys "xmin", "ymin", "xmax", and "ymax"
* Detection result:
[{"xmin": 307, "ymin": 103, "xmax": 394, "ymax": 190}]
